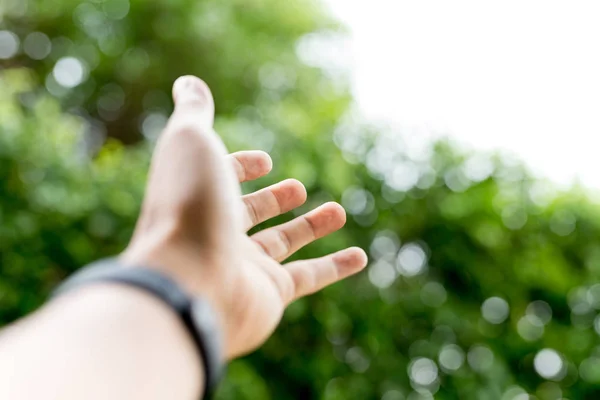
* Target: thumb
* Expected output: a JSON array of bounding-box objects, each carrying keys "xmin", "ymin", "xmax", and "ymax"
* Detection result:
[
  {"xmin": 172, "ymin": 75, "xmax": 215, "ymax": 128},
  {"xmin": 139, "ymin": 75, "xmax": 242, "ymax": 249},
  {"xmin": 162, "ymin": 75, "xmax": 243, "ymax": 238}
]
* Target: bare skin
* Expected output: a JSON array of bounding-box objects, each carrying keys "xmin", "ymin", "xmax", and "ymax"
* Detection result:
[{"xmin": 0, "ymin": 76, "xmax": 368, "ymax": 399}]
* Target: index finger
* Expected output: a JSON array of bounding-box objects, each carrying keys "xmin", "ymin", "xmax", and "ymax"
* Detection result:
[{"xmin": 228, "ymin": 151, "xmax": 273, "ymax": 183}]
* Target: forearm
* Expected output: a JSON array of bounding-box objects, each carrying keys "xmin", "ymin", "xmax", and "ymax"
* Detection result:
[{"xmin": 0, "ymin": 284, "xmax": 203, "ymax": 400}]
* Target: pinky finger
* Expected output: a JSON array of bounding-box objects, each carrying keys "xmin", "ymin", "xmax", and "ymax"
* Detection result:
[{"xmin": 286, "ymin": 247, "xmax": 368, "ymax": 302}]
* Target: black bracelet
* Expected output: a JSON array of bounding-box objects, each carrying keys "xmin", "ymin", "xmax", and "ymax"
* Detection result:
[{"xmin": 52, "ymin": 259, "xmax": 225, "ymax": 399}]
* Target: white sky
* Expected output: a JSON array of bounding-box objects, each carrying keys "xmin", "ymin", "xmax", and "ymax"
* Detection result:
[{"xmin": 324, "ymin": 0, "xmax": 600, "ymax": 188}]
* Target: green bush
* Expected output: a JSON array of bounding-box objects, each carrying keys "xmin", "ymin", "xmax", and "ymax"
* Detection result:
[{"xmin": 2, "ymin": 1, "xmax": 600, "ymax": 399}]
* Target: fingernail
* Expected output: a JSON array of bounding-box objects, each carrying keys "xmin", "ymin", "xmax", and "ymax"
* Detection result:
[
  {"xmin": 333, "ymin": 247, "xmax": 368, "ymax": 269},
  {"xmin": 174, "ymin": 76, "xmax": 207, "ymax": 105}
]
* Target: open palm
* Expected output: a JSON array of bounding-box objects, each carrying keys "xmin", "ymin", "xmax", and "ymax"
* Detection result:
[{"xmin": 123, "ymin": 76, "xmax": 367, "ymax": 359}]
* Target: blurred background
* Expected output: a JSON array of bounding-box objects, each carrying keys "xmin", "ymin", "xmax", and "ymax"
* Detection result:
[{"xmin": 1, "ymin": 0, "xmax": 600, "ymax": 399}]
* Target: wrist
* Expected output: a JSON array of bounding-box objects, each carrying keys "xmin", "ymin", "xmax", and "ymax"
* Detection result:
[
  {"xmin": 52, "ymin": 260, "xmax": 228, "ymax": 397},
  {"xmin": 121, "ymin": 239, "xmax": 239, "ymax": 359}
]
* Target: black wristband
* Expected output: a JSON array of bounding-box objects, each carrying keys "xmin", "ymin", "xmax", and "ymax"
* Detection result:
[{"xmin": 52, "ymin": 259, "xmax": 225, "ymax": 399}]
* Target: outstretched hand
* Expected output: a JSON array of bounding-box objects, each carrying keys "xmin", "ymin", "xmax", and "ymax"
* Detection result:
[{"xmin": 122, "ymin": 76, "xmax": 367, "ymax": 359}]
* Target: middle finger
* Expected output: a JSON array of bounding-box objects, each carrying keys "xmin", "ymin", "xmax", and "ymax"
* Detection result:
[
  {"xmin": 251, "ymin": 202, "xmax": 347, "ymax": 262},
  {"xmin": 242, "ymin": 179, "xmax": 306, "ymax": 230}
]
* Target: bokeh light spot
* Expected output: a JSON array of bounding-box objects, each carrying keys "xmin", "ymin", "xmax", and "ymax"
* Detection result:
[
  {"xmin": 0, "ymin": 30, "xmax": 20, "ymax": 59},
  {"xmin": 501, "ymin": 206, "xmax": 527, "ymax": 230},
  {"xmin": 408, "ymin": 357, "xmax": 438, "ymax": 386},
  {"xmin": 536, "ymin": 382, "xmax": 562, "ymax": 400},
  {"xmin": 467, "ymin": 345, "xmax": 494, "ymax": 372},
  {"xmin": 579, "ymin": 357, "xmax": 600, "ymax": 383},
  {"xmin": 386, "ymin": 162, "xmax": 419, "ymax": 192},
  {"xmin": 53, "ymin": 57, "xmax": 87, "ymax": 88},
  {"xmin": 342, "ymin": 186, "xmax": 375, "ymax": 215},
  {"xmin": 407, "ymin": 391, "xmax": 434, "ymax": 400},
  {"xmin": 587, "ymin": 284, "xmax": 600, "ymax": 309},
  {"xmin": 517, "ymin": 315, "xmax": 544, "ymax": 341},
  {"xmin": 438, "ymin": 344, "xmax": 465, "ymax": 372},
  {"xmin": 381, "ymin": 390, "xmax": 405, "ymax": 400},
  {"xmin": 259, "ymin": 63, "xmax": 295, "ymax": 91},
  {"xmin": 463, "ymin": 154, "xmax": 494, "ymax": 182},
  {"xmin": 345, "ymin": 347, "xmax": 370, "ymax": 373},
  {"xmin": 23, "ymin": 32, "xmax": 51, "ymax": 60},
  {"xmin": 444, "ymin": 168, "xmax": 471, "ymax": 192},
  {"xmin": 140, "ymin": 112, "xmax": 168, "ymax": 142},
  {"xmin": 396, "ymin": 243, "xmax": 427, "ymax": 277},
  {"xmin": 528, "ymin": 181, "xmax": 557, "ymax": 208},
  {"xmin": 368, "ymin": 259, "xmax": 396, "ymax": 289},
  {"xmin": 481, "ymin": 296, "xmax": 510, "ymax": 324},
  {"xmin": 421, "ymin": 282, "xmax": 447, "ymax": 307},
  {"xmin": 97, "ymin": 83, "xmax": 126, "ymax": 121},
  {"xmin": 594, "ymin": 315, "xmax": 600, "ymax": 335},
  {"xmin": 103, "ymin": 0, "xmax": 130, "ymax": 20},
  {"xmin": 568, "ymin": 286, "xmax": 590, "ymax": 311},
  {"xmin": 370, "ymin": 230, "xmax": 400, "ymax": 260},
  {"xmin": 526, "ymin": 300, "xmax": 553, "ymax": 325},
  {"xmin": 533, "ymin": 349, "xmax": 564, "ymax": 380},
  {"xmin": 550, "ymin": 210, "xmax": 576, "ymax": 236},
  {"xmin": 501, "ymin": 386, "xmax": 528, "ymax": 400}
]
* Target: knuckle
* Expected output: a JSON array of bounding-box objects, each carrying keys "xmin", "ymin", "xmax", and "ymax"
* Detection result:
[
  {"xmin": 245, "ymin": 198, "xmax": 259, "ymax": 225},
  {"xmin": 167, "ymin": 104, "xmax": 214, "ymax": 133},
  {"xmin": 303, "ymin": 216, "xmax": 317, "ymax": 240},
  {"xmin": 232, "ymin": 156, "xmax": 246, "ymax": 181},
  {"xmin": 280, "ymin": 273, "xmax": 295, "ymax": 304},
  {"xmin": 292, "ymin": 267, "xmax": 315, "ymax": 298},
  {"xmin": 254, "ymin": 239, "xmax": 272, "ymax": 257},
  {"xmin": 169, "ymin": 117, "xmax": 206, "ymax": 138},
  {"xmin": 277, "ymin": 229, "xmax": 292, "ymax": 255}
]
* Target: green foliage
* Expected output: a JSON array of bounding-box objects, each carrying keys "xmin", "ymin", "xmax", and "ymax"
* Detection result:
[{"xmin": 2, "ymin": 1, "xmax": 600, "ymax": 399}]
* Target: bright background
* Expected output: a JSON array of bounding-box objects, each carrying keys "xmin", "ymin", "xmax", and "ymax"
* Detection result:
[{"xmin": 326, "ymin": 0, "xmax": 600, "ymax": 188}]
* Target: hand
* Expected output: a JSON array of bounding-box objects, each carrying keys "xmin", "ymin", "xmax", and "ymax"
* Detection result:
[{"xmin": 122, "ymin": 76, "xmax": 368, "ymax": 359}]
